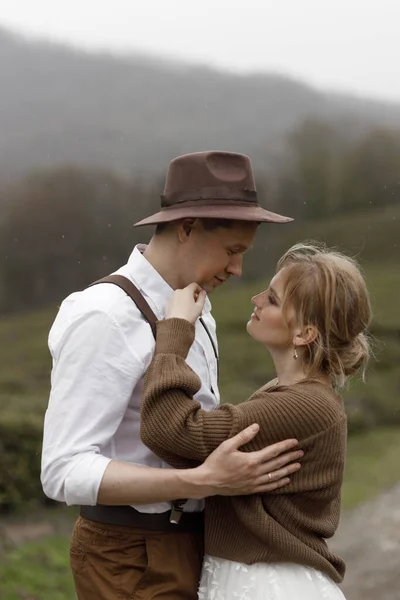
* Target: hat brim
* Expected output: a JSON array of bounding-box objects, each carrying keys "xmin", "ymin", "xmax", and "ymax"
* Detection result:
[{"xmin": 133, "ymin": 205, "xmax": 293, "ymax": 227}]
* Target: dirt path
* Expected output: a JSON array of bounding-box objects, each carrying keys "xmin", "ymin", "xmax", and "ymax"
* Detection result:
[
  {"xmin": 2, "ymin": 486, "xmax": 400, "ymax": 599},
  {"xmin": 331, "ymin": 483, "xmax": 400, "ymax": 600}
]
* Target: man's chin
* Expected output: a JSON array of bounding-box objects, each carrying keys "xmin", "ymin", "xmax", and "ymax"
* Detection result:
[
  {"xmin": 204, "ymin": 281, "xmax": 224, "ymax": 294},
  {"xmin": 202, "ymin": 284, "xmax": 215, "ymax": 294}
]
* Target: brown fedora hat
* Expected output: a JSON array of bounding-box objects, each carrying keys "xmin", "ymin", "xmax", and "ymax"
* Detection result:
[{"xmin": 133, "ymin": 151, "xmax": 293, "ymax": 227}]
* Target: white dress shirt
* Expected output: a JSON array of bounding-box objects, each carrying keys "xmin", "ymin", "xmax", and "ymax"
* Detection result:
[{"xmin": 41, "ymin": 245, "xmax": 219, "ymax": 513}]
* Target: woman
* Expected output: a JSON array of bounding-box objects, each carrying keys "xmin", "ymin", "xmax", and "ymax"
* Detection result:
[{"xmin": 140, "ymin": 242, "xmax": 372, "ymax": 599}]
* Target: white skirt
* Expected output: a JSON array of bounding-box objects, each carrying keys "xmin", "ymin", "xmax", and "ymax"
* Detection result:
[{"xmin": 198, "ymin": 555, "xmax": 346, "ymax": 600}]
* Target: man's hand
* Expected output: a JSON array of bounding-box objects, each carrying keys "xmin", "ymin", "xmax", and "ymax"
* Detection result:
[{"xmin": 199, "ymin": 424, "xmax": 303, "ymax": 496}]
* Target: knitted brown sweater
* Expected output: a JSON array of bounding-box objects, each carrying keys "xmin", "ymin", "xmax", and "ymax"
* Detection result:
[{"xmin": 140, "ymin": 319, "xmax": 347, "ymax": 583}]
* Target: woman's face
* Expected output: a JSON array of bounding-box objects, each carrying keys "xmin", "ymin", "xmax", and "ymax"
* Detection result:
[{"xmin": 246, "ymin": 268, "xmax": 295, "ymax": 351}]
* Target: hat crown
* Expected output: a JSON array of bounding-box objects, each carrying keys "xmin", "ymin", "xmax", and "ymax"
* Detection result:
[
  {"xmin": 133, "ymin": 149, "xmax": 293, "ymax": 227},
  {"xmin": 163, "ymin": 151, "xmax": 256, "ymax": 201}
]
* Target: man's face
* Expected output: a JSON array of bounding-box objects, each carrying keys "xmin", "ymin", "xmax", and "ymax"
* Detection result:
[{"xmin": 176, "ymin": 220, "xmax": 258, "ymax": 293}]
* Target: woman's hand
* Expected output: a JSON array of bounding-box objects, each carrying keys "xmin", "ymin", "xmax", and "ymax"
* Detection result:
[{"xmin": 165, "ymin": 283, "xmax": 207, "ymax": 324}]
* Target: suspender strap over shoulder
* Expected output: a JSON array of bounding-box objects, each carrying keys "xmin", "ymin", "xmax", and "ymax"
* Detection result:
[
  {"xmin": 89, "ymin": 274, "xmax": 219, "ymax": 364},
  {"xmin": 89, "ymin": 274, "xmax": 158, "ymax": 338}
]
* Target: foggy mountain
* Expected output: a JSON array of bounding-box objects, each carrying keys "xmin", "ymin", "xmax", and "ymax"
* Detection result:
[{"xmin": 1, "ymin": 27, "xmax": 400, "ymax": 180}]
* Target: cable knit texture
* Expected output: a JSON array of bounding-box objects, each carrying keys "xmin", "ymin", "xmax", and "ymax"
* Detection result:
[{"xmin": 141, "ymin": 318, "xmax": 347, "ymax": 583}]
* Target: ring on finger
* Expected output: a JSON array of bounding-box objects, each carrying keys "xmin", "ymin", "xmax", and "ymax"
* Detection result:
[{"xmin": 267, "ymin": 473, "xmax": 272, "ymax": 482}]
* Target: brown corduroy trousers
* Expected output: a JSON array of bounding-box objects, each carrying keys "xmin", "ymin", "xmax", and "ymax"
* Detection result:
[{"xmin": 70, "ymin": 516, "xmax": 204, "ymax": 600}]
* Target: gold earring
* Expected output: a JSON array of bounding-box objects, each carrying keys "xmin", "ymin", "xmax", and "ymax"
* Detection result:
[{"xmin": 293, "ymin": 347, "xmax": 298, "ymax": 360}]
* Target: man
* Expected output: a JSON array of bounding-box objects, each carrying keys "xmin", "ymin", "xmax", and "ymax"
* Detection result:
[{"xmin": 41, "ymin": 151, "xmax": 300, "ymax": 599}]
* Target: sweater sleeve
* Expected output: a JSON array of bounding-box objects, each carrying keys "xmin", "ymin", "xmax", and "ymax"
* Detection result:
[{"xmin": 140, "ymin": 319, "xmax": 344, "ymax": 465}]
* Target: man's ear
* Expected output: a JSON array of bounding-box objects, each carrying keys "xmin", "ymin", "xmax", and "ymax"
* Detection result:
[
  {"xmin": 177, "ymin": 218, "xmax": 198, "ymax": 243},
  {"xmin": 293, "ymin": 325, "xmax": 319, "ymax": 348}
]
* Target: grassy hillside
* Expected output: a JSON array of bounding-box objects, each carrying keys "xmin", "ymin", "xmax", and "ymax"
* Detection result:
[
  {"xmin": 245, "ymin": 203, "xmax": 400, "ymax": 281},
  {"xmin": 0, "ymin": 308, "xmax": 53, "ymax": 422}
]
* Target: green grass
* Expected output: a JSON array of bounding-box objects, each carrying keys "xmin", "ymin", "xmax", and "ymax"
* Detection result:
[
  {"xmin": 364, "ymin": 266, "xmax": 400, "ymax": 328},
  {"xmin": 1, "ymin": 426, "xmax": 399, "ymax": 600},
  {"xmin": 342, "ymin": 427, "xmax": 400, "ymax": 509},
  {"xmin": 0, "ymin": 307, "xmax": 56, "ymax": 416},
  {"xmin": 0, "ymin": 535, "xmax": 76, "ymax": 600}
]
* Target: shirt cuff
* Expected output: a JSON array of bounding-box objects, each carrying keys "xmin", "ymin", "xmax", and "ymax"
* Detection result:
[
  {"xmin": 155, "ymin": 318, "xmax": 195, "ymax": 358},
  {"xmin": 64, "ymin": 454, "xmax": 112, "ymax": 506}
]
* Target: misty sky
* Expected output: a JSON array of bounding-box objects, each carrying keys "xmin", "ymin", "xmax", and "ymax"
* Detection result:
[{"xmin": 1, "ymin": 0, "xmax": 400, "ymax": 102}]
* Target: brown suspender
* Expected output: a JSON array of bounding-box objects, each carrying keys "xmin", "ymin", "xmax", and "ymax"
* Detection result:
[
  {"xmin": 90, "ymin": 274, "xmax": 219, "ymax": 365},
  {"xmin": 90, "ymin": 274, "xmax": 218, "ymax": 524},
  {"xmin": 90, "ymin": 274, "xmax": 158, "ymax": 336}
]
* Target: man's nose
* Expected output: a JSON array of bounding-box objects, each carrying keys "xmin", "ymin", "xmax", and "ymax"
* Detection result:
[{"xmin": 227, "ymin": 255, "xmax": 243, "ymax": 278}]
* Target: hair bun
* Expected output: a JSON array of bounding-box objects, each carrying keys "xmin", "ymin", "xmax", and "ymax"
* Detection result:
[{"xmin": 341, "ymin": 332, "xmax": 371, "ymax": 377}]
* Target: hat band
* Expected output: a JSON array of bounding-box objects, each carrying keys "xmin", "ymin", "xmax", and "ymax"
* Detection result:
[
  {"xmin": 160, "ymin": 197, "xmax": 260, "ymax": 211},
  {"xmin": 161, "ymin": 186, "xmax": 257, "ymax": 208}
]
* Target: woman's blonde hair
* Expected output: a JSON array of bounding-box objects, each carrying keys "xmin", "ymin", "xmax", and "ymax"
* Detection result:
[{"xmin": 277, "ymin": 241, "xmax": 372, "ymax": 389}]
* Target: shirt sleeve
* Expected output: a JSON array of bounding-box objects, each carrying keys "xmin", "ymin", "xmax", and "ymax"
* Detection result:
[
  {"xmin": 41, "ymin": 308, "xmax": 145, "ymax": 506},
  {"xmin": 140, "ymin": 319, "xmax": 345, "ymax": 466}
]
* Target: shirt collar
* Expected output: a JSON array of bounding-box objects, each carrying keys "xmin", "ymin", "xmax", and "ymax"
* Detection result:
[{"xmin": 126, "ymin": 245, "xmax": 211, "ymax": 317}]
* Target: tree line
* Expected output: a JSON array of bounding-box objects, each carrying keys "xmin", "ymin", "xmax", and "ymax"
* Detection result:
[{"xmin": 0, "ymin": 119, "xmax": 399, "ymax": 314}]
